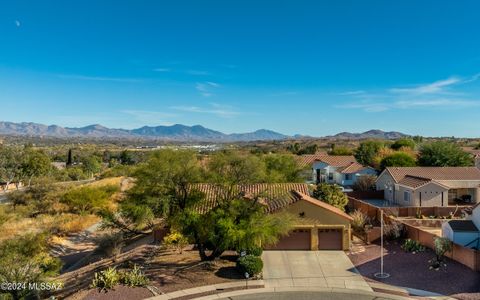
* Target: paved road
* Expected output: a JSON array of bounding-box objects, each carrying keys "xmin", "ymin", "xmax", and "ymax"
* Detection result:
[
  {"xmin": 262, "ymin": 251, "xmax": 372, "ymax": 292},
  {"xmin": 220, "ymin": 291, "xmax": 398, "ymax": 300}
]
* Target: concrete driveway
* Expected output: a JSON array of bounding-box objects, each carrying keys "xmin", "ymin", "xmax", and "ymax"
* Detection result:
[{"xmin": 262, "ymin": 251, "xmax": 372, "ymax": 292}]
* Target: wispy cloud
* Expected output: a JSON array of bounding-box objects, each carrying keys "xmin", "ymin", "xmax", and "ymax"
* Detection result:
[
  {"xmin": 15, "ymin": 20, "xmax": 21, "ymax": 27},
  {"xmin": 171, "ymin": 103, "xmax": 239, "ymax": 118},
  {"xmin": 195, "ymin": 81, "xmax": 220, "ymax": 97},
  {"xmin": 121, "ymin": 110, "xmax": 176, "ymax": 126},
  {"xmin": 153, "ymin": 68, "xmax": 170, "ymax": 72},
  {"xmin": 336, "ymin": 90, "xmax": 366, "ymax": 96},
  {"xmin": 389, "ymin": 77, "xmax": 461, "ymax": 95},
  {"xmin": 58, "ymin": 74, "xmax": 142, "ymax": 83},
  {"xmin": 337, "ymin": 73, "xmax": 480, "ymax": 113}
]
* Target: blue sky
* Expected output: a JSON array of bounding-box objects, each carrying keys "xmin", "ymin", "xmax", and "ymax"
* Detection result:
[{"xmin": 1, "ymin": 1, "xmax": 480, "ymax": 137}]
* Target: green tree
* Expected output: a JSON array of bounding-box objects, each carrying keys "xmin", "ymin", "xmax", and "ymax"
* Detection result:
[
  {"xmin": 262, "ymin": 154, "xmax": 303, "ymax": 182},
  {"xmin": 354, "ymin": 141, "xmax": 384, "ymax": 166},
  {"xmin": 82, "ymin": 156, "xmax": 102, "ymax": 178},
  {"xmin": 418, "ymin": 141, "xmax": 473, "ymax": 167},
  {"xmin": 380, "ymin": 152, "xmax": 416, "ymax": 170},
  {"xmin": 21, "ymin": 150, "xmax": 52, "ymax": 186},
  {"xmin": 391, "ymin": 138, "xmax": 416, "ymax": 150},
  {"xmin": 174, "ymin": 196, "xmax": 294, "ymax": 261},
  {"xmin": 0, "ymin": 146, "xmax": 23, "ymax": 190},
  {"xmin": 208, "ymin": 151, "xmax": 266, "ymax": 187},
  {"xmin": 101, "ymin": 150, "xmax": 204, "ymax": 235},
  {"xmin": 312, "ymin": 183, "xmax": 349, "ymax": 211},
  {"xmin": 0, "ymin": 233, "xmax": 62, "ymax": 300}
]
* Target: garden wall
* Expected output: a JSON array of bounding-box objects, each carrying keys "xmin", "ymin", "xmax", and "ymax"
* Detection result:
[{"xmin": 393, "ymin": 216, "xmax": 480, "ymax": 271}]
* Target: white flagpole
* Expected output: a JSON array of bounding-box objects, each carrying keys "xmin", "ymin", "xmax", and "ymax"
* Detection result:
[{"xmin": 375, "ymin": 209, "xmax": 390, "ymax": 279}]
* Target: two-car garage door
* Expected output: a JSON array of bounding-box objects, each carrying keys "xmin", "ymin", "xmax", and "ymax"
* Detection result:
[
  {"xmin": 318, "ymin": 229, "xmax": 343, "ymax": 250},
  {"xmin": 267, "ymin": 228, "xmax": 343, "ymax": 250},
  {"xmin": 268, "ymin": 229, "xmax": 311, "ymax": 250}
]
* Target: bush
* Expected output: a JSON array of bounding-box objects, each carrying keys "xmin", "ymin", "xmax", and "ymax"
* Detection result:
[
  {"xmin": 163, "ymin": 231, "xmax": 189, "ymax": 254},
  {"xmin": 61, "ymin": 185, "xmax": 119, "ymax": 214},
  {"xmin": 313, "ymin": 183, "xmax": 348, "ymax": 211},
  {"xmin": 121, "ymin": 264, "xmax": 149, "ymax": 287},
  {"xmin": 352, "ymin": 175, "xmax": 377, "ymax": 192},
  {"xmin": 96, "ymin": 232, "xmax": 124, "ymax": 257},
  {"xmin": 237, "ymin": 255, "xmax": 263, "ymax": 276},
  {"xmin": 384, "ymin": 221, "xmax": 405, "ymax": 240},
  {"xmin": 402, "ymin": 239, "xmax": 425, "ymax": 253},
  {"xmin": 350, "ymin": 210, "xmax": 368, "ymax": 234},
  {"xmin": 91, "ymin": 267, "xmax": 120, "ymax": 291},
  {"xmin": 237, "ymin": 246, "xmax": 263, "ymax": 257}
]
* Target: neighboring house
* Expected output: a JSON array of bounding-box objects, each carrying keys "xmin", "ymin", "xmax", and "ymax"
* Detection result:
[
  {"xmin": 297, "ymin": 154, "xmax": 376, "ymax": 187},
  {"xmin": 0, "ymin": 181, "xmax": 23, "ymax": 191},
  {"xmin": 442, "ymin": 220, "xmax": 479, "ymax": 249},
  {"xmin": 192, "ymin": 183, "xmax": 352, "ymax": 250},
  {"xmin": 376, "ymin": 167, "xmax": 480, "ymax": 207}
]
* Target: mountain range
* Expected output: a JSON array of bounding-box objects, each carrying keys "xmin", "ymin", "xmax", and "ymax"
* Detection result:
[{"xmin": 0, "ymin": 121, "xmax": 408, "ymax": 142}]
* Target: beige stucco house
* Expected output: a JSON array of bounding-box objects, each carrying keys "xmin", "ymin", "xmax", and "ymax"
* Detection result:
[
  {"xmin": 193, "ymin": 183, "xmax": 352, "ymax": 250},
  {"xmin": 376, "ymin": 167, "xmax": 480, "ymax": 207}
]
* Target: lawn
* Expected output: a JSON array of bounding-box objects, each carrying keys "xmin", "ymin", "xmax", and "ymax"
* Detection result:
[{"xmin": 348, "ymin": 238, "xmax": 480, "ymax": 299}]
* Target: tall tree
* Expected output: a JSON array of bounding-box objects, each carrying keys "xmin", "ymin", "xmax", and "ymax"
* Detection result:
[
  {"xmin": 418, "ymin": 141, "xmax": 473, "ymax": 167},
  {"xmin": 354, "ymin": 141, "xmax": 384, "ymax": 166},
  {"xmin": 380, "ymin": 152, "xmax": 416, "ymax": 170}
]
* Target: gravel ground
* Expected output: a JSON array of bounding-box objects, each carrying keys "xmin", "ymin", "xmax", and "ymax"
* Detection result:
[{"xmin": 348, "ymin": 239, "xmax": 480, "ymax": 299}]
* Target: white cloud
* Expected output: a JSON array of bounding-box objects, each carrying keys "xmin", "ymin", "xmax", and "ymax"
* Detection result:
[
  {"xmin": 15, "ymin": 20, "xmax": 21, "ymax": 27},
  {"xmin": 171, "ymin": 103, "xmax": 239, "ymax": 118},
  {"xmin": 389, "ymin": 77, "xmax": 461, "ymax": 95},
  {"xmin": 195, "ymin": 82, "xmax": 220, "ymax": 97},
  {"xmin": 336, "ymin": 90, "xmax": 366, "ymax": 96},
  {"xmin": 121, "ymin": 110, "xmax": 176, "ymax": 125},
  {"xmin": 153, "ymin": 68, "xmax": 170, "ymax": 72},
  {"xmin": 337, "ymin": 73, "xmax": 480, "ymax": 112}
]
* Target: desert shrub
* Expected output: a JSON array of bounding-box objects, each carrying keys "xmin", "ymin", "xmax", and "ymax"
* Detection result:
[
  {"xmin": 434, "ymin": 237, "xmax": 453, "ymax": 263},
  {"xmin": 163, "ymin": 231, "xmax": 189, "ymax": 254},
  {"xmin": 352, "ymin": 175, "xmax": 377, "ymax": 192},
  {"xmin": 91, "ymin": 267, "xmax": 120, "ymax": 291},
  {"xmin": 121, "ymin": 265, "xmax": 149, "ymax": 287},
  {"xmin": 384, "ymin": 221, "xmax": 405, "ymax": 240},
  {"xmin": 0, "ymin": 233, "xmax": 62, "ymax": 299},
  {"xmin": 350, "ymin": 210, "xmax": 368, "ymax": 234},
  {"xmin": 237, "ymin": 255, "xmax": 263, "ymax": 276},
  {"xmin": 402, "ymin": 239, "xmax": 425, "ymax": 253},
  {"xmin": 61, "ymin": 185, "xmax": 119, "ymax": 214},
  {"xmin": 96, "ymin": 232, "xmax": 124, "ymax": 257}
]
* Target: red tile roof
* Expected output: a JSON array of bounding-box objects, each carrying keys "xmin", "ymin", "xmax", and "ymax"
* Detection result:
[
  {"xmin": 385, "ymin": 167, "xmax": 480, "ymax": 182},
  {"xmin": 191, "ymin": 183, "xmax": 311, "ymax": 213},
  {"xmin": 337, "ymin": 162, "xmax": 371, "ymax": 174},
  {"xmin": 296, "ymin": 154, "xmax": 357, "ymax": 168}
]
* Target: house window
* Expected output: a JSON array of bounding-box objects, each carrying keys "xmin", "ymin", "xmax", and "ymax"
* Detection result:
[
  {"xmin": 345, "ymin": 174, "xmax": 352, "ymax": 180},
  {"xmin": 328, "ymin": 173, "xmax": 334, "ymax": 180},
  {"xmin": 404, "ymin": 191, "xmax": 410, "ymax": 202}
]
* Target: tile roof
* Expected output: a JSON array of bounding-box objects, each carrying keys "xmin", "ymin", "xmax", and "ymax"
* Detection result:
[
  {"xmin": 385, "ymin": 167, "xmax": 480, "ymax": 183},
  {"xmin": 191, "ymin": 183, "xmax": 311, "ymax": 213},
  {"xmin": 337, "ymin": 162, "xmax": 371, "ymax": 174},
  {"xmin": 296, "ymin": 154, "xmax": 357, "ymax": 168},
  {"xmin": 448, "ymin": 220, "xmax": 479, "ymax": 232},
  {"xmin": 291, "ymin": 191, "xmax": 353, "ymax": 221},
  {"xmin": 397, "ymin": 176, "xmax": 435, "ymax": 189}
]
